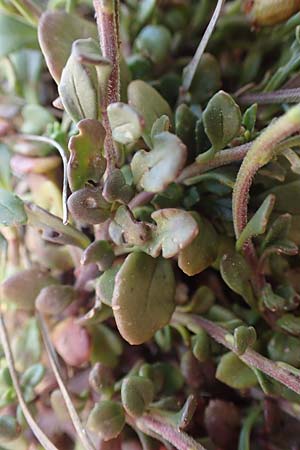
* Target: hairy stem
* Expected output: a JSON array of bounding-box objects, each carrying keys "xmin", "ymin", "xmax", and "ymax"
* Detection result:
[
  {"xmin": 173, "ymin": 311, "xmax": 300, "ymax": 395},
  {"xmin": 177, "ymin": 142, "xmax": 252, "ymax": 183},
  {"xmin": 93, "ymin": 0, "xmax": 120, "ymax": 171},
  {"xmin": 0, "ymin": 313, "xmax": 60, "ymax": 450},
  {"xmin": 133, "ymin": 413, "xmax": 206, "ymax": 450},
  {"xmin": 238, "ymin": 87, "xmax": 300, "ymax": 105},
  {"xmin": 233, "ymin": 105, "xmax": 300, "ymax": 240}
]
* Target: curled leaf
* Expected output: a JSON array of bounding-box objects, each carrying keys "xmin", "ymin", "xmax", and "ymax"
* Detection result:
[
  {"xmin": 68, "ymin": 119, "xmax": 106, "ymax": 192},
  {"xmin": 81, "ymin": 240, "xmax": 114, "ymax": 271},
  {"xmin": 146, "ymin": 208, "xmax": 199, "ymax": 258},
  {"xmin": 107, "ymin": 102, "xmax": 144, "ymax": 145},
  {"xmin": 131, "ymin": 132, "xmax": 187, "ymax": 193}
]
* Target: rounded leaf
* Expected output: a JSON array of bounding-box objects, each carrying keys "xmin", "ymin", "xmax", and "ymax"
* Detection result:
[
  {"xmin": 0, "ymin": 416, "xmax": 21, "ymax": 443},
  {"xmin": 87, "ymin": 400, "xmax": 125, "ymax": 441},
  {"xmin": 135, "ymin": 25, "xmax": 172, "ymax": 65},
  {"xmin": 67, "ymin": 187, "xmax": 110, "ymax": 225},
  {"xmin": 112, "ymin": 252, "xmax": 176, "ymax": 344},
  {"xmin": 35, "ymin": 285, "xmax": 76, "ymax": 315},
  {"xmin": 121, "ymin": 375, "xmax": 154, "ymax": 416},
  {"xmin": 52, "ymin": 318, "xmax": 91, "ymax": 367},
  {"xmin": 1, "ymin": 269, "xmax": 57, "ymax": 311},
  {"xmin": 107, "ymin": 102, "xmax": 144, "ymax": 145},
  {"xmin": 203, "ymin": 91, "xmax": 241, "ymax": 151}
]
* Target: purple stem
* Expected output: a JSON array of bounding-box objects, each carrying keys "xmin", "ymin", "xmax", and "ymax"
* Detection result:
[{"xmin": 173, "ymin": 311, "xmax": 300, "ymax": 395}]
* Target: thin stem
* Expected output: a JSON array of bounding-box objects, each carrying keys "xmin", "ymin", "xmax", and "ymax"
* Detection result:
[
  {"xmin": 37, "ymin": 312, "xmax": 96, "ymax": 450},
  {"xmin": 181, "ymin": 0, "xmax": 225, "ymax": 93},
  {"xmin": 134, "ymin": 414, "xmax": 206, "ymax": 450},
  {"xmin": 93, "ymin": 0, "xmax": 120, "ymax": 172},
  {"xmin": 16, "ymin": 134, "xmax": 69, "ymax": 225},
  {"xmin": 232, "ymin": 105, "xmax": 300, "ymax": 240},
  {"xmin": 177, "ymin": 142, "xmax": 251, "ymax": 183},
  {"xmin": 0, "ymin": 313, "xmax": 59, "ymax": 450},
  {"xmin": 238, "ymin": 88, "xmax": 300, "ymax": 105},
  {"xmin": 173, "ymin": 311, "xmax": 300, "ymax": 396}
]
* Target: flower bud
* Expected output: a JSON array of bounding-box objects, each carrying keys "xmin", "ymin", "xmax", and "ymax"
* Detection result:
[{"xmin": 243, "ymin": 0, "xmax": 300, "ymax": 26}]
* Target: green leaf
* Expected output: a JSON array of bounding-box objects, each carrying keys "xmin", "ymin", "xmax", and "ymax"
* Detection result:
[
  {"xmin": 220, "ymin": 252, "xmax": 255, "ymax": 307},
  {"xmin": 236, "ymin": 194, "xmax": 275, "ymax": 251},
  {"xmin": 276, "ymin": 314, "xmax": 300, "ymax": 336},
  {"xmin": 0, "ymin": 189, "xmax": 27, "ymax": 226},
  {"xmin": 202, "ymin": 90, "xmax": 242, "ymax": 151},
  {"xmin": 146, "ymin": 208, "xmax": 198, "ymax": 258},
  {"xmin": 178, "ymin": 213, "xmax": 218, "ymax": 276},
  {"xmin": 96, "ymin": 265, "xmax": 121, "ymax": 307},
  {"xmin": 0, "ymin": 145, "xmax": 12, "ymax": 191},
  {"xmin": 12, "ymin": 318, "xmax": 41, "ymax": 371},
  {"xmin": 91, "ymin": 324, "xmax": 123, "ymax": 368},
  {"xmin": 0, "ymin": 13, "xmax": 38, "ymax": 57},
  {"xmin": 131, "ymin": 132, "xmax": 187, "ymax": 193},
  {"xmin": 135, "ymin": 25, "xmax": 172, "ymax": 65},
  {"xmin": 68, "ymin": 119, "xmax": 106, "ymax": 192},
  {"xmin": 151, "ymin": 115, "xmax": 170, "ymax": 141},
  {"xmin": 0, "ymin": 416, "xmax": 21, "ymax": 444},
  {"xmin": 20, "ymin": 363, "xmax": 45, "ymax": 388},
  {"xmin": 21, "ymin": 104, "xmax": 54, "ymax": 135},
  {"xmin": 233, "ymin": 326, "xmax": 256, "ymax": 356},
  {"xmin": 268, "ymin": 332, "xmax": 300, "ymax": 368},
  {"xmin": 87, "ymin": 401, "xmax": 125, "ymax": 441},
  {"xmin": 175, "ymin": 104, "xmax": 197, "ymax": 154},
  {"xmin": 242, "ymin": 103, "xmax": 257, "ymax": 133},
  {"xmin": 112, "ymin": 252, "xmax": 175, "ymax": 344},
  {"xmin": 191, "ymin": 329, "xmax": 211, "ymax": 362},
  {"xmin": 58, "ymin": 50, "xmax": 99, "ymax": 123},
  {"xmin": 107, "ymin": 102, "xmax": 144, "ymax": 145},
  {"xmin": 121, "ymin": 375, "xmax": 154, "ymax": 417},
  {"xmin": 190, "ymin": 53, "xmax": 221, "ymax": 104},
  {"xmin": 38, "ymin": 10, "xmax": 98, "ymax": 83},
  {"xmin": 238, "ymin": 406, "xmax": 261, "ymax": 450},
  {"xmin": 216, "ymin": 352, "xmax": 257, "ymax": 389},
  {"xmin": 128, "ymin": 80, "xmax": 172, "ymax": 146},
  {"xmin": 81, "ymin": 240, "xmax": 114, "ymax": 271}
]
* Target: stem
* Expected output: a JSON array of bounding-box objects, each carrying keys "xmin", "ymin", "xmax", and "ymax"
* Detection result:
[
  {"xmin": 173, "ymin": 311, "xmax": 300, "ymax": 396},
  {"xmin": 0, "ymin": 313, "xmax": 59, "ymax": 450},
  {"xmin": 181, "ymin": 0, "xmax": 225, "ymax": 94},
  {"xmin": 16, "ymin": 134, "xmax": 69, "ymax": 225},
  {"xmin": 37, "ymin": 312, "xmax": 96, "ymax": 450},
  {"xmin": 238, "ymin": 88, "xmax": 300, "ymax": 105},
  {"xmin": 177, "ymin": 142, "xmax": 252, "ymax": 183},
  {"xmin": 93, "ymin": 0, "xmax": 120, "ymax": 172},
  {"xmin": 134, "ymin": 414, "xmax": 206, "ymax": 450},
  {"xmin": 232, "ymin": 105, "xmax": 300, "ymax": 240}
]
